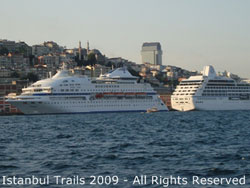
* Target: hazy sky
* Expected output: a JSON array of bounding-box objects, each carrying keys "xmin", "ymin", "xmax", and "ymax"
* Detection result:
[{"xmin": 1, "ymin": 0, "xmax": 249, "ymax": 77}]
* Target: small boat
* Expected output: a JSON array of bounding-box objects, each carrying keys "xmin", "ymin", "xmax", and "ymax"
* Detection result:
[{"xmin": 146, "ymin": 107, "xmax": 159, "ymax": 113}]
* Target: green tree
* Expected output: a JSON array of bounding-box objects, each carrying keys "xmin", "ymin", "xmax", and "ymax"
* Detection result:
[
  {"xmin": 106, "ymin": 61, "xmax": 112, "ymax": 68},
  {"xmin": 18, "ymin": 46, "xmax": 27, "ymax": 55},
  {"xmin": 29, "ymin": 55, "xmax": 35, "ymax": 66},
  {"xmin": 27, "ymin": 72, "xmax": 38, "ymax": 82},
  {"xmin": 128, "ymin": 67, "xmax": 140, "ymax": 77},
  {"xmin": 155, "ymin": 74, "xmax": 165, "ymax": 83},
  {"xmin": 11, "ymin": 71, "xmax": 20, "ymax": 78},
  {"xmin": 87, "ymin": 53, "xmax": 97, "ymax": 66},
  {"xmin": 21, "ymin": 72, "xmax": 38, "ymax": 82},
  {"xmin": 0, "ymin": 47, "xmax": 9, "ymax": 55}
]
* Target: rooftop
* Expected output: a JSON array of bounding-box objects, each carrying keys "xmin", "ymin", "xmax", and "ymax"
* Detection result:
[{"xmin": 142, "ymin": 42, "xmax": 161, "ymax": 50}]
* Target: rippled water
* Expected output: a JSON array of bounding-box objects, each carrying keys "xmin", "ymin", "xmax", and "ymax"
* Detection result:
[{"xmin": 1, "ymin": 111, "xmax": 250, "ymax": 187}]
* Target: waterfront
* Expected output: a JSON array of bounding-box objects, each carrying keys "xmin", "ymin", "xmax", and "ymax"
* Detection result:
[{"xmin": 1, "ymin": 111, "xmax": 250, "ymax": 187}]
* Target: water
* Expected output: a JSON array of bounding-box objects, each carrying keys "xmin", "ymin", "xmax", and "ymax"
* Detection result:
[{"xmin": 1, "ymin": 111, "xmax": 250, "ymax": 187}]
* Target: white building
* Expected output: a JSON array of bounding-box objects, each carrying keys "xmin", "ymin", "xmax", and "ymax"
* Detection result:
[
  {"xmin": 42, "ymin": 55, "xmax": 60, "ymax": 69},
  {"xmin": 141, "ymin": 42, "xmax": 162, "ymax": 65}
]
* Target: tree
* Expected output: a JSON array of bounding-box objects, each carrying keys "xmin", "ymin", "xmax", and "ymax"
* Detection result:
[
  {"xmin": 106, "ymin": 61, "xmax": 112, "ymax": 68},
  {"xmin": 29, "ymin": 55, "xmax": 35, "ymax": 66},
  {"xmin": 27, "ymin": 72, "xmax": 38, "ymax": 82},
  {"xmin": 11, "ymin": 71, "xmax": 20, "ymax": 78},
  {"xmin": 128, "ymin": 67, "xmax": 140, "ymax": 77},
  {"xmin": 155, "ymin": 74, "xmax": 165, "ymax": 83},
  {"xmin": 87, "ymin": 53, "xmax": 97, "ymax": 66},
  {"xmin": 75, "ymin": 55, "xmax": 85, "ymax": 67},
  {"xmin": 21, "ymin": 72, "xmax": 38, "ymax": 82},
  {"xmin": 18, "ymin": 46, "xmax": 27, "ymax": 56},
  {"xmin": 0, "ymin": 47, "xmax": 9, "ymax": 55}
]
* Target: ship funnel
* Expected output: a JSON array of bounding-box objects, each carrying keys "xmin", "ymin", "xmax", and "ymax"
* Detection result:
[{"xmin": 203, "ymin": 65, "xmax": 216, "ymax": 78}]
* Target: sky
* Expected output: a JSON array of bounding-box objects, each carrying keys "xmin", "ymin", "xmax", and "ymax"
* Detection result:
[{"xmin": 0, "ymin": 0, "xmax": 250, "ymax": 77}]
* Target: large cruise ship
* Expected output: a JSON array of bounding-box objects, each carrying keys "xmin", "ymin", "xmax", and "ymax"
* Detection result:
[
  {"xmin": 171, "ymin": 65, "xmax": 250, "ymax": 111},
  {"xmin": 6, "ymin": 67, "xmax": 168, "ymax": 114}
]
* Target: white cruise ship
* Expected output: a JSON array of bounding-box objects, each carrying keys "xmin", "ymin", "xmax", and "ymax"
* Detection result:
[
  {"xmin": 6, "ymin": 67, "xmax": 168, "ymax": 114},
  {"xmin": 171, "ymin": 65, "xmax": 250, "ymax": 111}
]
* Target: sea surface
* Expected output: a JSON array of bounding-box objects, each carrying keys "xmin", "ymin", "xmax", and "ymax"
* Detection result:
[{"xmin": 1, "ymin": 111, "xmax": 250, "ymax": 188}]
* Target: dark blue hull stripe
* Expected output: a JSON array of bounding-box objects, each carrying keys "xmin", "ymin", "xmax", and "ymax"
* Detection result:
[
  {"xmin": 33, "ymin": 92, "xmax": 157, "ymax": 96},
  {"xmin": 23, "ymin": 109, "xmax": 168, "ymax": 115}
]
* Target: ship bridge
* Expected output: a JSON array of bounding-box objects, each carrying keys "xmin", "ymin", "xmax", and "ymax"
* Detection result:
[{"xmin": 96, "ymin": 67, "xmax": 138, "ymax": 83}]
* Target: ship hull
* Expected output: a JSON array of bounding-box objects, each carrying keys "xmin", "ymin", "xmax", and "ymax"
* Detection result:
[
  {"xmin": 8, "ymin": 97, "xmax": 168, "ymax": 114},
  {"xmin": 171, "ymin": 96, "xmax": 250, "ymax": 111}
]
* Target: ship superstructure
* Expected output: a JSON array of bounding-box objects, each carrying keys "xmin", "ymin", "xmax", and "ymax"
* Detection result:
[
  {"xmin": 171, "ymin": 65, "xmax": 250, "ymax": 111},
  {"xmin": 7, "ymin": 67, "xmax": 168, "ymax": 114}
]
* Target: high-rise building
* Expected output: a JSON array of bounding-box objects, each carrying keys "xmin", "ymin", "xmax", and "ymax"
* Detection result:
[{"xmin": 141, "ymin": 42, "xmax": 162, "ymax": 65}]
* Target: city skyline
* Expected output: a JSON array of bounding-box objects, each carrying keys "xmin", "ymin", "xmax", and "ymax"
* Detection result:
[{"xmin": 1, "ymin": 0, "xmax": 249, "ymax": 77}]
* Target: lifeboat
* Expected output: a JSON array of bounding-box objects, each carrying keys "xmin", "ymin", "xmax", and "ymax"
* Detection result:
[
  {"xmin": 95, "ymin": 93, "xmax": 104, "ymax": 98},
  {"xmin": 114, "ymin": 92, "xmax": 125, "ymax": 97},
  {"xmin": 136, "ymin": 92, "xmax": 146, "ymax": 96},
  {"xmin": 146, "ymin": 107, "xmax": 159, "ymax": 113}
]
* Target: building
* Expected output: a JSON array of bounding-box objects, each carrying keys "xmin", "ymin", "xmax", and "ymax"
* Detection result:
[
  {"xmin": 60, "ymin": 53, "xmax": 75, "ymax": 63},
  {"xmin": 0, "ymin": 56, "xmax": 11, "ymax": 68},
  {"xmin": 88, "ymin": 49, "xmax": 105, "ymax": 64},
  {"xmin": 0, "ymin": 40, "xmax": 32, "ymax": 56},
  {"xmin": 31, "ymin": 65, "xmax": 50, "ymax": 80},
  {"xmin": 0, "ymin": 97, "xmax": 22, "ymax": 114},
  {"xmin": 78, "ymin": 41, "xmax": 82, "ymax": 60},
  {"xmin": 0, "ymin": 68, "xmax": 12, "ymax": 77},
  {"xmin": 107, "ymin": 57, "xmax": 128, "ymax": 67},
  {"xmin": 84, "ymin": 64, "xmax": 111, "ymax": 77},
  {"xmin": 0, "ymin": 40, "xmax": 16, "ymax": 53},
  {"xmin": 39, "ymin": 54, "xmax": 60, "ymax": 70},
  {"xmin": 16, "ymin": 42, "xmax": 32, "ymax": 56},
  {"xmin": 0, "ymin": 53, "xmax": 30, "ymax": 73},
  {"xmin": 43, "ymin": 41, "xmax": 63, "ymax": 54},
  {"xmin": 32, "ymin": 45, "xmax": 50, "ymax": 56},
  {"xmin": 242, "ymin": 79, "xmax": 250, "ymax": 84},
  {"xmin": 72, "ymin": 64, "xmax": 111, "ymax": 78},
  {"xmin": 0, "ymin": 80, "xmax": 28, "ymax": 114},
  {"xmin": 141, "ymin": 42, "xmax": 162, "ymax": 65},
  {"xmin": 0, "ymin": 80, "xmax": 28, "ymax": 96}
]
